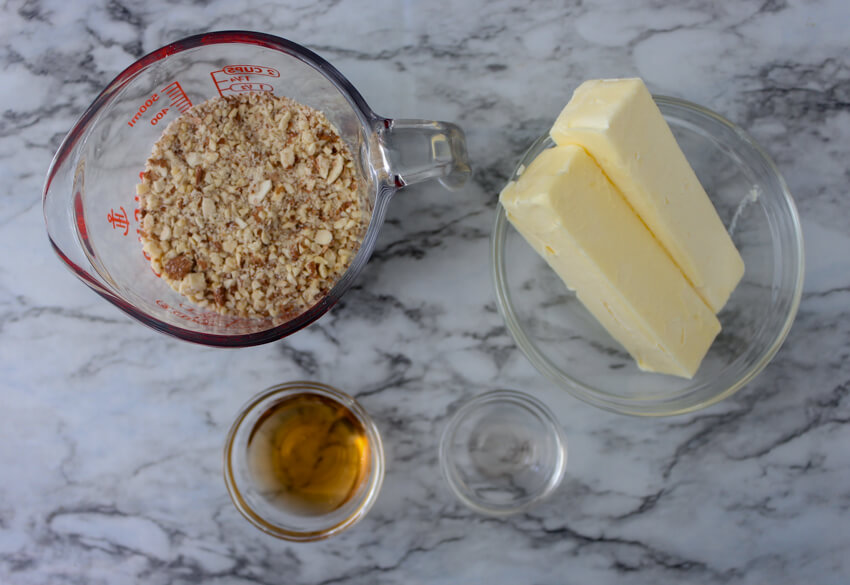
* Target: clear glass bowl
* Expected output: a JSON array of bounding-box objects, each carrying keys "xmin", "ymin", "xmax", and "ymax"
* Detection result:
[
  {"xmin": 491, "ymin": 96, "xmax": 804, "ymax": 416},
  {"xmin": 439, "ymin": 390, "xmax": 567, "ymax": 515}
]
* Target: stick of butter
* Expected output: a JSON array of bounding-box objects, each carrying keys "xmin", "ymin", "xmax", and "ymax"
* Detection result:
[
  {"xmin": 550, "ymin": 78, "xmax": 744, "ymax": 313},
  {"xmin": 500, "ymin": 145, "xmax": 720, "ymax": 378}
]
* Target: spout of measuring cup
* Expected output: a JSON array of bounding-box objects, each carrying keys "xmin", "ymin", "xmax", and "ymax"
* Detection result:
[
  {"xmin": 43, "ymin": 139, "xmax": 108, "ymax": 294},
  {"xmin": 379, "ymin": 119, "xmax": 470, "ymax": 191}
]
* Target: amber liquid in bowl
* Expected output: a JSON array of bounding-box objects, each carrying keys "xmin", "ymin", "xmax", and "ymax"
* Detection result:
[{"xmin": 246, "ymin": 394, "xmax": 371, "ymax": 516}]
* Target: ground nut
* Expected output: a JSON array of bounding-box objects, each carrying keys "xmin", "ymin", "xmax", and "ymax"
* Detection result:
[
  {"xmin": 202, "ymin": 198, "xmax": 216, "ymax": 219},
  {"xmin": 179, "ymin": 272, "xmax": 206, "ymax": 295},
  {"xmin": 138, "ymin": 92, "xmax": 367, "ymax": 318},
  {"xmin": 327, "ymin": 156, "xmax": 344, "ymax": 184},
  {"xmin": 280, "ymin": 147, "xmax": 295, "ymax": 168},
  {"xmin": 249, "ymin": 179, "xmax": 272, "ymax": 205},
  {"xmin": 315, "ymin": 229, "xmax": 333, "ymax": 245},
  {"xmin": 185, "ymin": 152, "xmax": 203, "ymax": 167}
]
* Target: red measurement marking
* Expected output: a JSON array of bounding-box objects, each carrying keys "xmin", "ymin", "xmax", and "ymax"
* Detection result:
[
  {"xmin": 221, "ymin": 65, "xmax": 280, "ymax": 77},
  {"xmin": 127, "ymin": 93, "xmax": 160, "ymax": 127},
  {"xmin": 107, "ymin": 206, "xmax": 129, "ymax": 236},
  {"xmin": 126, "ymin": 82, "xmax": 192, "ymax": 129},
  {"xmin": 162, "ymin": 81, "xmax": 193, "ymax": 113},
  {"xmin": 227, "ymin": 82, "xmax": 273, "ymax": 93},
  {"xmin": 210, "ymin": 65, "xmax": 278, "ymax": 97},
  {"xmin": 155, "ymin": 299, "xmax": 240, "ymax": 328},
  {"xmin": 150, "ymin": 107, "xmax": 169, "ymax": 125}
]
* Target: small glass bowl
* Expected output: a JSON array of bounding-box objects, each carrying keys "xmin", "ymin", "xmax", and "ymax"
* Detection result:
[
  {"xmin": 223, "ymin": 381, "xmax": 384, "ymax": 541},
  {"xmin": 439, "ymin": 390, "xmax": 567, "ymax": 516},
  {"xmin": 491, "ymin": 96, "xmax": 804, "ymax": 416}
]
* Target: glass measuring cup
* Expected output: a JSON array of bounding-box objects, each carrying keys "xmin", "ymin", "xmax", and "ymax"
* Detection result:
[{"xmin": 43, "ymin": 31, "xmax": 469, "ymax": 347}]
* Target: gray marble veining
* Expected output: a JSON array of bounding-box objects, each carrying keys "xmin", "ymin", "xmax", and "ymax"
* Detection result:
[{"xmin": 1, "ymin": 0, "xmax": 849, "ymax": 583}]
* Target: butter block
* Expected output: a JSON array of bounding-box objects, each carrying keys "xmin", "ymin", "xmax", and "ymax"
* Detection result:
[
  {"xmin": 500, "ymin": 145, "xmax": 720, "ymax": 378},
  {"xmin": 550, "ymin": 78, "xmax": 744, "ymax": 313}
]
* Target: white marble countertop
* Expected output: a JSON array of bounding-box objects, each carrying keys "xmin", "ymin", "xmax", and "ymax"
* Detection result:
[{"xmin": 2, "ymin": 0, "xmax": 849, "ymax": 583}]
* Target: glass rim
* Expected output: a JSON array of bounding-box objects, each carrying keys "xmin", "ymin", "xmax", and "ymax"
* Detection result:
[
  {"xmin": 490, "ymin": 95, "xmax": 805, "ymax": 417},
  {"xmin": 439, "ymin": 389, "xmax": 567, "ymax": 516},
  {"xmin": 223, "ymin": 381, "xmax": 385, "ymax": 541}
]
